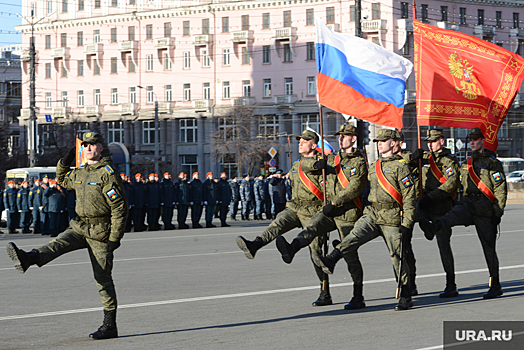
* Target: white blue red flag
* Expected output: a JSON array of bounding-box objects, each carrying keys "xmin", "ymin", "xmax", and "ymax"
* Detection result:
[
  {"xmin": 307, "ymin": 126, "xmax": 334, "ymax": 155},
  {"xmin": 315, "ymin": 18, "xmax": 413, "ymax": 130}
]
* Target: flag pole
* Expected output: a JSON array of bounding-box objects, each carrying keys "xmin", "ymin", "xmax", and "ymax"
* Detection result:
[
  {"xmin": 412, "ymin": 0, "xmax": 423, "ymax": 198},
  {"xmin": 287, "ymin": 135, "xmax": 293, "ymax": 171},
  {"xmin": 318, "ymin": 103, "xmax": 329, "ymax": 294}
]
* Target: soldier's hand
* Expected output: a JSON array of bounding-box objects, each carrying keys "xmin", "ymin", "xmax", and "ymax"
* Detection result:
[
  {"xmin": 107, "ymin": 240, "xmax": 121, "ymax": 253},
  {"xmin": 39, "ymin": 206, "xmax": 43, "ymax": 210},
  {"xmin": 412, "ymin": 148, "xmax": 424, "ymax": 161},
  {"xmin": 322, "ymin": 203, "xmax": 336, "ymax": 217},
  {"xmin": 314, "ymin": 158, "xmax": 328, "ymax": 170},
  {"xmin": 204, "ymin": 201, "xmax": 208, "ymax": 205},
  {"xmin": 491, "ymin": 215, "xmax": 501, "ymax": 226},
  {"xmin": 61, "ymin": 147, "xmax": 76, "ymax": 166},
  {"xmin": 30, "ymin": 207, "xmax": 34, "ymax": 210},
  {"xmin": 160, "ymin": 203, "xmax": 164, "ymax": 206},
  {"xmin": 418, "ymin": 196, "xmax": 433, "ymax": 211}
]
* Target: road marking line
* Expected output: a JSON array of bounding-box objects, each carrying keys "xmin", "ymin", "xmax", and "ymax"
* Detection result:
[{"xmin": 1, "ymin": 263, "xmax": 523, "ymax": 322}]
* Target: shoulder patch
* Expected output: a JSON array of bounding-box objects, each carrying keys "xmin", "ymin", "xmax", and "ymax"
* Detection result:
[
  {"xmin": 74, "ymin": 180, "xmax": 82, "ymax": 184},
  {"xmin": 17, "ymin": 193, "xmax": 21, "ymax": 197},
  {"xmin": 350, "ymin": 168, "xmax": 357, "ymax": 177},
  {"xmin": 29, "ymin": 191, "xmax": 32, "ymax": 195},
  {"xmin": 88, "ymin": 182, "xmax": 100, "ymax": 186},
  {"xmin": 106, "ymin": 189, "xmax": 119, "ymax": 201},
  {"xmin": 104, "ymin": 165, "xmax": 114, "ymax": 175},
  {"xmin": 401, "ymin": 176, "xmax": 413, "ymax": 188},
  {"xmin": 65, "ymin": 170, "xmax": 72, "ymax": 178},
  {"xmin": 492, "ymin": 172, "xmax": 502, "ymax": 182},
  {"xmin": 445, "ymin": 167, "xmax": 454, "ymax": 177},
  {"xmin": 398, "ymin": 159, "xmax": 407, "ymax": 165}
]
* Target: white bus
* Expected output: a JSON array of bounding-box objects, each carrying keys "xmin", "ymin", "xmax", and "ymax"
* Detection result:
[{"xmin": 5, "ymin": 167, "xmax": 57, "ymax": 186}]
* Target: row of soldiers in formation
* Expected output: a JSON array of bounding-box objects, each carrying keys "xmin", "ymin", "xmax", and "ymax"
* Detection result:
[{"xmin": 236, "ymin": 125, "xmax": 506, "ymax": 311}]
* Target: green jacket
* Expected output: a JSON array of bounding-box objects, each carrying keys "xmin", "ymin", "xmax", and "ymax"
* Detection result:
[
  {"xmin": 287, "ymin": 154, "xmax": 324, "ymax": 217},
  {"xmin": 460, "ymin": 149, "xmax": 507, "ymax": 217},
  {"xmin": 366, "ymin": 155, "xmax": 416, "ymax": 228},
  {"xmin": 56, "ymin": 157, "xmax": 128, "ymax": 242}
]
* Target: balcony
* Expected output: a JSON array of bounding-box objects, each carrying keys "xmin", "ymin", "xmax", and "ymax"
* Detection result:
[
  {"xmin": 52, "ymin": 47, "xmax": 69, "ymax": 59},
  {"xmin": 84, "ymin": 43, "xmax": 103, "ymax": 55},
  {"xmin": 157, "ymin": 101, "xmax": 173, "ymax": 113},
  {"xmin": 84, "ymin": 105, "xmax": 103, "ymax": 116},
  {"xmin": 231, "ymin": 30, "xmax": 254, "ymax": 43},
  {"xmin": 326, "ymin": 23, "xmax": 340, "ymax": 33},
  {"xmin": 361, "ymin": 19, "xmax": 387, "ymax": 33},
  {"xmin": 20, "ymin": 50, "xmax": 31, "ymax": 62},
  {"xmin": 192, "ymin": 99, "xmax": 213, "ymax": 109},
  {"xmin": 231, "ymin": 97, "xmax": 256, "ymax": 106},
  {"xmin": 52, "ymin": 106, "xmax": 71, "ymax": 116},
  {"xmin": 192, "ymin": 34, "xmax": 213, "ymax": 46},
  {"xmin": 119, "ymin": 103, "xmax": 137, "ymax": 115},
  {"xmin": 119, "ymin": 41, "xmax": 138, "ymax": 52},
  {"xmin": 155, "ymin": 37, "xmax": 175, "ymax": 50},
  {"xmin": 273, "ymin": 27, "xmax": 297, "ymax": 40},
  {"xmin": 510, "ymin": 28, "xmax": 524, "ymax": 39},
  {"xmin": 405, "ymin": 90, "xmax": 416, "ymax": 104},
  {"xmin": 437, "ymin": 22, "xmax": 459, "ymax": 31},
  {"xmin": 20, "ymin": 108, "xmax": 31, "ymax": 119},
  {"xmin": 475, "ymin": 25, "xmax": 496, "ymax": 37},
  {"xmin": 397, "ymin": 19, "xmax": 413, "ymax": 32},
  {"xmin": 274, "ymin": 95, "xmax": 297, "ymax": 106}
]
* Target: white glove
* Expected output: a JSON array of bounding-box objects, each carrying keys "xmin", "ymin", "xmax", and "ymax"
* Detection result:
[
  {"xmin": 39, "ymin": 206, "xmax": 43, "ymax": 210},
  {"xmin": 60, "ymin": 210, "xmax": 64, "ymax": 213},
  {"xmin": 216, "ymin": 201, "xmax": 219, "ymax": 204},
  {"xmin": 160, "ymin": 203, "xmax": 164, "ymax": 206},
  {"xmin": 190, "ymin": 202, "xmax": 193, "ymax": 205},
  {"xmin": 129, "ymin": 205, "xmax": 132, "ymax": 209},
  {"xmin": 18, "ymin": 210, "xmax": 22, "ymax": 213},
  {"xmin": 204, "ymin": 201, "xmax": 208, "ymax": 205},
  {"xmin": 30, "ymin": 207, "xmax": 34, "ymax": 210},
  {"xmin": 172, "ymin": 202, "xmax": 175, "ymax": 205}
]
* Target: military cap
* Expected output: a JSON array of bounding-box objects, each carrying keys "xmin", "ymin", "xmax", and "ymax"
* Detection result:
[
  {"xmin": 179, "ymin": 172, "xmax": 185, "ymax": 177},
  {"xmin": 396, "ymin": 130, "xmax": 405, "ymax": 142},
  {"xmin": 35, "ymin": 178, "xmax": 41, "ymax": 182},
  {"xmin": 468, "ymin": 127, "xmax": 485, "ymax": 139},
  {"xmin": 82, "ymin": 131, "xmax": 104, "ymax": 145},
  {"xmin": 243, "ymin": 173, "xmax": 250, "ymax": 177},
  {"xmin": 276, "ymin": 169, "xmax": 283, "ymax": 174},
  {"xmin": 164, "ymin": 172, "xmax": 170, "ymax": 176},
  {"xmin": 135, "ymin": 173, "xmax": 141, "ymax": 178},
  {"xmin": 335, "ymin": 124, "xmax": 358, "ymax": 136},
  {"xmin": 192, "ymin": 172, "xmax": 199, "ymax": 177},
  {"xmin": 148, "ymin": 173, "xmax": 155, "ymax": 178},
  {"xmin": 425, "ymin": 128, "xmax": 444, "ymax": 142},
  {"xmin": 206, "ymin": 172, "xmax": 213, "ymax": 177},
  {"xmin": 296, "ymin": 129, "xmax": 319, "ymax": 144},
  {"xmin": 220, "ymin": 172, "xmax": 227, "ymax": 177},
  {"xmin": 49, "ymin": 179, "xmax": 57, "ymax": 185},
  {"xmin": 373, "ymin": 128, "xmax": 397, "ymax": 142},
  {"xmin": 7, "ymin": 180, "xmax": 14, "ymax": 185},
  {"xmin": 43, "ymin": 175, "xmax": 48, "ymax": 179}
]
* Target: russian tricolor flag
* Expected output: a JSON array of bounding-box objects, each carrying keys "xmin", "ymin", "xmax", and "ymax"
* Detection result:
[
  {"xmin": 306, "ymin": 126, "xmax": 335, "ymax": 155},
  {"xmin": 316, "ymin": 18, "xmax": 413, "ymax": 130}
]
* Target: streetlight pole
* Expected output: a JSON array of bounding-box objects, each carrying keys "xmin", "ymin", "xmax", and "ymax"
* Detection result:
[{"xmin": 138, "ymin": 85, "xmax": 159, "ymax": 174}]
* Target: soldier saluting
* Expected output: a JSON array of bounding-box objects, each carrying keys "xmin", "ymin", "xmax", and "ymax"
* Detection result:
[
  {"xmin": 419, "ymin": 127, "xmax": 507, "ymax": 299},
  {"xmin": 6, "ymin": 131, "xmax": 128, "ymax": 339}
]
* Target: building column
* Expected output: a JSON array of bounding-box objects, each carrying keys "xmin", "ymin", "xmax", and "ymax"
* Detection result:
[
  {"xmin": 99, "ymin": 120, "xmax": 107, "ymax": 141},
  {"xmin": 159, "ymin": 118, "xmax": 167, "ymax": 173},
  {"xmin": 134, "ymin": 120, "xmax": 141, "ymax": 153},
  {"xmin": 197, "ymin": 114, "xmax": 205, "ymax": 176},
  {"xmin": 171, "ymin": 117, "xmax": 179, "ymax": 175},
  {"xmin": 123, "ymin": 119, "xmax": 132, "ymax": 147},
  {"xmin": 207, "ymin": 116, "xmax": 218, "ymax": 175}
]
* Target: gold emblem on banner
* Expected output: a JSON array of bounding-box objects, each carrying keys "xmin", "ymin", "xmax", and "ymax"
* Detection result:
[{"xmin": 448, "ymin": 52, "xmax": 481, "ymax": 100}]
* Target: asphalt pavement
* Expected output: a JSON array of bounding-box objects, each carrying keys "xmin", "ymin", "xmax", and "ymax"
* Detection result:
[{"xmin": 1, "ymin": 205, "xmax": 524, "ymax": 350}]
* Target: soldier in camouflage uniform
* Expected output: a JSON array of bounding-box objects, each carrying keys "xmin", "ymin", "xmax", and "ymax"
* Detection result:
[
  {"xmin": 420, "ymin": 127, "xmax": 507, "ymax": 299},
  {"xmin": 6, "ymin": 131, "xmax": 128, "ymax": 339},
  {"xmin": 314, "ymin": 129, "xmax": 417, "ymax": 311},
  {"xmin": 276, "ymin": 124, "xmax": 368, "ymax": 308},
  {"xmin": 237, "ymin": 129, "xmax": 330, "ymax": 305}
]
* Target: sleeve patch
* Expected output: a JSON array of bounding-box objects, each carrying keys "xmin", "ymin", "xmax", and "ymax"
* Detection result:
[
  {"xmin": 350, "ymin": 168, "xmax": 357, "ymax": 177},
  {"xmin": 65, "ymin": 170, "xmax": 72, "ymax": 178},
  {"xmin": 398, "ymin": 159, "xmax": 407, "ymax": 165},
  {"xmin": 74, "ymin": 180, "xmax": 82, "ymax": 184},
  {"xmin": 104, "ymin": 165, "xmax": 115, "ymax": 175},
  {"xmin": 445, "ymin": 167, "xmax": 454, "ymax": 176},
  {"xmin": 88, "ymin": 182, "xmax": 100, "ymax": 186},
  {"xmin": 401, "ymin": 176, "xmax": 413, "ymax": 188},
  {"xmin": 492, "ymin": 172, "xmax": 502, "ymax": 182},
  {"xmin": 106, "ymin": 189, "xmax": 119, "ymax": 201}
]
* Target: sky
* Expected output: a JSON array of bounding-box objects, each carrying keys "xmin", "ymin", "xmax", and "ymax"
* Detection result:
[{"xmin": 0, "ymin": 1, "xmax": 22, "ymax": 47}]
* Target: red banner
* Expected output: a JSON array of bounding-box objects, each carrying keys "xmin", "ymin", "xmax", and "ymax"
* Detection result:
[{"xmin": 413, "ymin": 20, "xmax": 524, "ymax": 151}]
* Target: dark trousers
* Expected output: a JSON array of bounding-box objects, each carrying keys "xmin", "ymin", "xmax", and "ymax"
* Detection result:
[
  {"xmin": 191, "ymin": 204, "xmax": 203, "ymax": 223},
  {"xmin": 178, "ymin": 204, "xmax": 188, "ymax": 224},
  {"xmin": 162, "ymin": 206, "xmax": 174, "ymax": 226},
  {"xmin": 48, "ymin": 212, "xmax": 61, "ymax": 234},
  {"xmin": 205, "ymin": 204, "xmax": 215, "ymax": 222},
  {"xmin": 32, "ymin": 209, "xmax": 42, "ymax": 232},
  {"xmin": 6, "ymin": 210, "xmax": 18, "ymax": 231},
  {"xmin": 20, "ymin": 211, "xmax": 31, "ymax": 229},
  {"xmin": 133, "ymin": 207, "xmax": 142, "ymax": 230},
  {"xmin": 229, "ymin": 201, "xmax": 239, "ymax": 217},
  {"xmin": 147, "ymin": 207, "xmax": 158, "ymax": 229},
  {"xmin": 274, "ymin": 203, "xmax": 286, "ymax": 215},
  {"xmin": 219, "ymin": 205, "xmax": 228, "ymax": 223}
]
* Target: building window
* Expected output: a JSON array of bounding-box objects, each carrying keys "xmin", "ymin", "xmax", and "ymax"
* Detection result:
[
  {"xmin": 61, "ymin": 61, "xmax": 67, "ymax": 78},
  {"xmin": 61, "ymin": 91, "xmax": 68, "ymax": 106},
  {"xmin": 129, "ymin": 0, "xmax": 135, "ymax": 5},
  {"xmin": 203, "ymin": 82, "xmax": 210, "ymax": 100},
  {"xmin": 326, "ymin": 7, "xmax": 335, "ymax": 23},
  {"xmin": 222, "ymin": 17, "xmax": 229, "ymax": 32},
  {"xmin": 284, "ymin": 11, "xmax": 291, "ymax": 27},
  {"xmin": 146, "ymin": 54, "xmax": 153, "ymax": 71},
  {"xmin": 77, "ymin": 31, "xmax": 83, "ymax": 46},
  {"xmin": 242, "ymin": 47, "xmax": 250, "ymax": 65},
  {"xmin": 45, "ymin": 63, "xmax": 51, "ymax": 79},
  {"xmin": 180, "ymin": 119, "xmax": 198, "ymax": 143},
  {"xmin": 514, "ymin": 13, "xmax": 519, "ymax": 28},
  {"xmin": 263, "ymin": 13, "xmax": 270, "ymax": 29},
  {"xmin": 283, "ymin": 43, "xmax": 292, "ymax": 62},
  {"xmin": 45, "ymin": 35, "xmax": 51, "ymax": 49},
  {"xmin": 421, "ymin": 4, "xmax": 428, "ymax": 22},
  {"xmin": 263, "ymin": 45, "xmax": 271, "ymax": 63},
  {"xmin": 372, "ymin": 37, "xmax": 380, "ymax": 45},
  {"xmin": 307, "ymin": 76, "xmax": 316, "ymax": 95},
  {"xmin": 94, "ymin": 60, "xmax": 100, "ymax": 75},
  {"xmin": 95, "ymin": 0, "xmax": 101, "ymax": 9},
  {"xmin": 202, "ymin": 19, "xmax": 210, "ymax": 34},
  {"xmin": 163, "ymin": 52, "xmax": 171, "ymax": 70},
  {"xmin": 350, "ymin": 6, "xmax": 356, "ymax": 22},
  {"xmin": 146, "ymin": 86, "xmax": 154, "ymax": 104},
  {"xmin": 143, "ymin": 121, "xmax": 155, "ymax": 144},
  {"xmin": 128, "ymin": 27, "xmax": 136, "ymax": 41},
  {"xmin": 47, "ymin": 0, "xmax": 53, "ymax": 14},
  {"xmin": 372, "ymin": 3, "xmax": 380, "ymax": 20},
  {"xmin": 183, "ymin": 52, "xmax": 190, "ymax": 69},
  {"xmin": 46, "ymin": 92, "xmax": 52, "ymax": 108},
  {"xmin": 111, "ymin": 57, "xmax": 117, "ymax": 74},
  {"xmin": 285, "ymin": 78, "xmax": 293, "ymax": 95},
  {"xmin": 259, "ymin": 116, "xmax": 279, "ymax": 140},
  {"xmin": 164, "ymin": 22, "xmax": 171, "ymax": 37},
  {"xmin": 111, "ymin": 88, "xmax": 118, "ymax": 104},
  {"xmin": 165, "ymin": 85, "xmax": 172, "ymax": 101},
  {"xmin": 478, "ymin": 9, "xmax": 484, "ymax": 25},
  {"xmin": 129, "ymin": 87, "xmax": 136, "ymax": 103},
  {"xmin": 401, "ymin": 2, "xmax": 409, "ymax": 19},
  {"xmin": 306, "ymin": 9, "xmax": 314, "ymax": 25},
  {"xmin": 460, "ymin": 8, "xmax": 466, "ymax": 25},
  {"xmin": 441, "ymin": 6, "xmax": 448, "ymax": 22},
  {"xmin": 94, "ymin": 89, "xmax": 100, "ymax": 105},
  {"xmin": 223, "ymin": 81, "xmax": 230, "ymax": 99},
  {"xmin": 301, "ymin": 114, "xmax": 319, "ymax": 132},
  {"xmin": 184, "ymin": 83, "xmax": 191, "ymax": 101},
  {"xmin": 62, "ymin": 0, "xmax": 68, "ymax": 13},
  {"xmin": 402, "ymin": 35, "xmax": 410, "ymax": 56},
  {"xmin": 223, "ymin": 48, "xmax": 230, "ymax": 66},
  {"xmin": 496, "ymin": 11, "xmax": 502, "ymax": 28},
  {"xmin": 146, "ymin": 24, "xmax": 153, "ymax": 40},
  {"xmin": 61, "ymin": 33, "xmax": 67, "ymax": 47},
  {"xmin": 107, "ymin": 121, "xmax": 124, "ymax": 143},
  {"xmin": 128, "ymin": 56, "xmax": 135, "ymax": 73},
  {"xmin": 242, "ymin": 15, "xmax": 249, "ymax": 30},
  {"xmin": 78, "ymin": 90, "xmax": 84, "ymax": 107},
  {"xmin": 180, "ymin": 155, "xmax": 198, "ymax": 175},
  {"xmin": 219, "ymin": 119, "xmax": 237, "ymax": 141},
  {"xmin": 263, "ymin": 79, "xmax": 271, "ymax": 97},
  {"xmin": 219, "ymin": 154, "xmax": 237, "ymax": 178},
  {"xmin": 94, "ymin": 30, "xmax": 100, "ymax": 43},
  {"xmin": 243, "ymin": 80, "xmax": 251, "ymax": 97},
  {"xmin": 307, "ymin": 42, "xmax": 315, "ymax": 60},
  {"xmin": 78, "ymin": 0, "xmax": 84, "ymax": 11},
  {"xmin": 202, "ymin": 49, "xmax": 210, "ymax": 67},
  {"xmin": 183, "ymin": 21, "xmax": 190, "ymax": 36}
]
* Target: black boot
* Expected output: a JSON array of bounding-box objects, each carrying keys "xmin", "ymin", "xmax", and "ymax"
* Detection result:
[
  {"xmin": 276, "ymin": 237, "xmax": 303, "ymax": 264},
  {"xmin": 192, "ymin": 222, "xmax": 203, "ymax": 229},
  {"xmin": 231, "ymin": 215, "xmax": 236, "ymax": 221},
  {"xmin": 206, "ymin": 221, "xmax": 216, "ymax": 228},
  {"xmin": 440, "ymin": 285, "xmax": 459, "ymax": 298},
  {"xmin": 178, "ymin": 222, "xmax": 189, "ymax": 229},
  {"xmin": 313, "ymin": 248, "xmax": 343, "ymax": 275},
  {"xmin": 266, "ymin": 213, "xmax": 272, "ymax": 220},
  {"xmin": 312, "ymin": 284, "xmax": 332, "ymax": 307},
  {"xmin": 236, "ymin": 236, "xmax": 264, "ymax": 259},
  {"xmin": 221, "ymin": 221, "xmax": 230, "ymax": 227},
  {"xmin": 410, "ymin": 274, "xmax": 418, "ymax": 296},
  {"xmin": 89, "ymin": 309, "xmax": 118, "ymax": 339},
  {"xmin": 483, "ymin": 277, "xmax": 503, "ymax": 299},
  {"xmin": 344, "ymin": 284, "xmax": 366, "ymax": 310},
  {"xmin": 395, "ymin": 287, "xmax": 414, "ymax": 311},
  {"xmin": 6, "ymin": 242, "xmax": 39, "ymax": 274}
]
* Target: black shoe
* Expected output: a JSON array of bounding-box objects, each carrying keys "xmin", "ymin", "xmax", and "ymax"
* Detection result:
[
  {"xmin": 439, "ymin": 285, "xmax": 459, "ymax": 298},
  {"xmin": 411, "ymin": 284, "xmax": 419, "ymax": 296},
  {"xmin": 313, "ymin": 248, "xmax": 343, "ymax": 275},
  {"xmin": 22, "ymin": 228, "xmax": 31, "ymax": 234},
  {"xmin": 205, "ymin": 221, "xmax": 216, "ymax": 228},
  {"xmin": 395, "ymin": 296, "xmax": 414, "ymax": 311},
  {"xmin": 221, "ymin": 221, "xmax": 230, "ymax": 227},
  {"xmin": 9, "ymin": 229, "xmax": 18, "ymax": 234},
  {"xmin": 89, "ymin": 310, "xmax": 118, "ymax": 340},
  {"xmin": 312, "ymin": 290, "xmax": 332, "ymax": 307},
  {"xmin": 236, "ymin": 236, "xmax": 264, "ymax": 259},
  {"xmin": 344, "ymin": 296, "xmax": 366, "ymax": 310},
  {"xmin": 6, "ymin": 242, "xmax": 37, "ymax": 274},
  {"xmin": 276, "ymin": 236, "xmax": 302, "ymax": 264},
  {"xmin": 178, "ymin": 223, "xmax": 190, "ymax": 229},
  {"xmin": 419, "ymin": 217, "xmax": 436, "ymax": 241},
  {"xmin": 483, "ymin": 285, "xmax": 503, "ymax": 299},
  {"xmin": 192, "ymin": 222, "xmax": 203, "ymax": 229}
]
